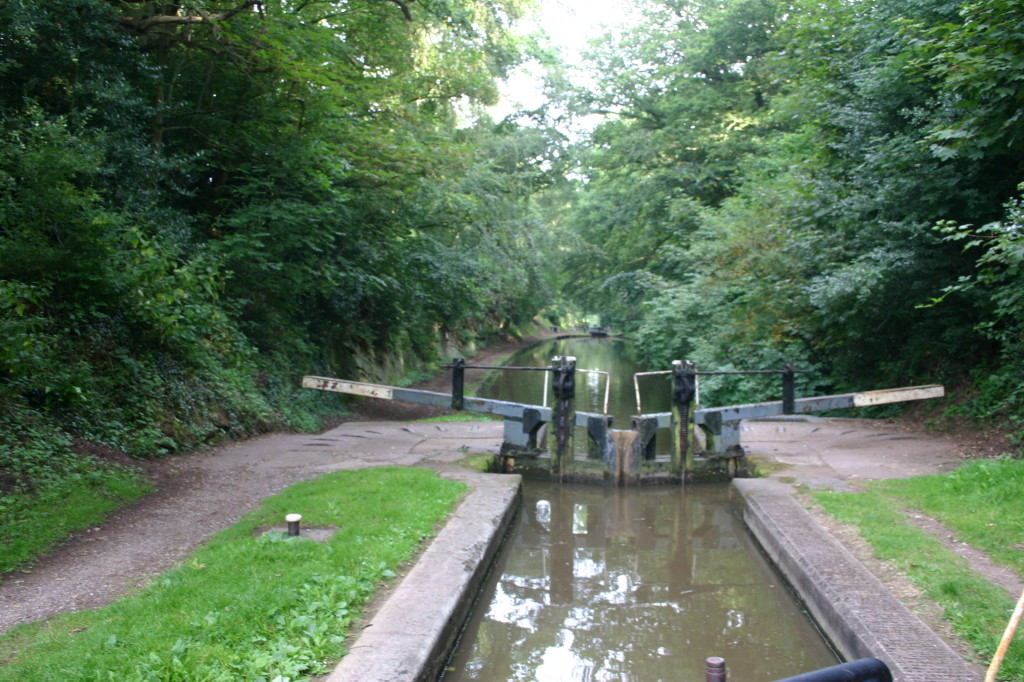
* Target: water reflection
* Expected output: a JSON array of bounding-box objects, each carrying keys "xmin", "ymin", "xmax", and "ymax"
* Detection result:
[
  {"xmin": 442, "ymin": 483, "xmax": 837, "ymax": 682},
  {"xmin": 479, "ymin": 337, "xmax": 670, "ymax": 427}
]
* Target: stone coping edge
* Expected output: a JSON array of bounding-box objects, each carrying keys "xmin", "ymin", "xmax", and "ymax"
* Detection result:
[
  {"xmin": 326, "ymin": 472, "xmax": 522, "ymax": 682},
  {"xmin": 731, "ymin": 478, "xmax": 982, "ymax": 682}
]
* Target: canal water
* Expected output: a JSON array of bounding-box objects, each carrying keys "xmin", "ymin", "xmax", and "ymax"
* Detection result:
[
  {"xmin": 441, "ymin": 337, "xmax": 839, "ymax": 681},
  {"xmin": 478, "ymin": 336, "xmax": 670, "ymax": 427}
]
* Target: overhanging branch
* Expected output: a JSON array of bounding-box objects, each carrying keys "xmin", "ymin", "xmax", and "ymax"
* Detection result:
[
  {"xmin": 386, "ymin": 0, "xmax": 413, "ymax": 20},
  {"xmin": 119, "ymin": 1, "xmax": 262, "ymax": 34}
]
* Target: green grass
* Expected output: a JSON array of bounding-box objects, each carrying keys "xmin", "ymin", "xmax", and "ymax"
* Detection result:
[
  {"xmin": 813, "ymin": 457, "xmax": 1024, "ymax": 680},
  {"xmin": 875, "ymin": 457, "xmax": 1024, "ymax": 578},
  {"xmin": 0, "ymin": 467, "xmax": 465, "ymax": 681},
  {"xmin": 0, "ymin": 468, "xmax": 152, "ymax": 576}
]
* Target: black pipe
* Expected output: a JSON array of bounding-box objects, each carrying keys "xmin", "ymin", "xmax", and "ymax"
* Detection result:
[{"xmin": 770, "ymin": 658, "xmax": 893, "ymax": 682}]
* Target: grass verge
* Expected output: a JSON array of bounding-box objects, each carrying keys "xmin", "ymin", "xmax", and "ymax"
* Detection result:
[
  {"xmin": 0, "ymin": 467, "xmax": 465, "ymax": 681},
  {"xmin": 812, "ymin": 456, "xmax": 1024, "ymax": 680},
  {"xmin": 0, "ymin": 467, "xmax": 152, "ymax": 576}
]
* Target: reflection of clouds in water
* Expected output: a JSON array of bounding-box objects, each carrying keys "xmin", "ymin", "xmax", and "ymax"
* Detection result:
[
  {"xmin": 566, "ymin": 606, "xmax": 589, "ymax": 629},
  {"xmin": 485, "ymin": 582, "xmax": 541, "ymax": 632},
  {"xmin": 572, "ymin": 554, "xmax": 603, "ymax": 579},
  {"xmin": 573, "ymin": 503, "xmax": 588, "ymax": 534},
  {"xmin": 726, "ymin": 609, "xmax": 745, "ymax": 630},
  {"xmin": 535, "ymin": 629, "xmax": 598, "ymax": 682},
  {"xmin": 595, "ymin": 573, "xmax": 634, "ymax": 606},
  {"xmin": 617, "ymin": 573, "xmax": 631, "ymax": 594},
  {"xmin": 536, "ymin": 499, "xmax": 551, "ymax": 529}
]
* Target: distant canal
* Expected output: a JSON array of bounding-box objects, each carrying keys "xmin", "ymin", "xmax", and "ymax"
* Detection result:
[
  {"xmin": 477, "ymin": 335, "xmax": 671, "ymax": 432},
  {"xmin": 445, "ymin": 337, "xmax": 839, "ymax": 681}
]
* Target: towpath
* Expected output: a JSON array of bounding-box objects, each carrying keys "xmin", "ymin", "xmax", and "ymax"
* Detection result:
[
  {"xmin": 0, "ymin": 331, "xmax": 549, "ymax": 635},
  {"xmin": 0, "ymin": 419, "xmax": 508, "ymax": 634},
  {"xmin": 743, "ymin": 416, "xmax": 1024, "ymax": 602}
]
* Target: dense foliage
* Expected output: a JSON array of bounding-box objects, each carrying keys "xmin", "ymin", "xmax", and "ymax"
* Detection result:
[
  {"xmin": 563, "ymin": 0, "xmax": 1024, "ymax": 430},
  {"xmin": 2, "ymin": 0, "xmax": 1022, "ymax": 503},
  {"xmin": 0, "ymin": 0, "xmax": 555, "ymax": 491}
]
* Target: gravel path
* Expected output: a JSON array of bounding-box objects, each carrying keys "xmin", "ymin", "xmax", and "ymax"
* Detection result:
[
  {"xmin": 0, "ymin": 334, "xmax": 546, "ymax": 635},
  {"xmin": 0, "ymin": 421, "xmax": 507, "ymax": 634}
]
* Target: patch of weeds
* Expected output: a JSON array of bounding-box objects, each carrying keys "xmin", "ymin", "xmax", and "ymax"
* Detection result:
[
  {"xmin": 744, "ymin": 454, "xmax": 790, "ymax": 477},
  {"xmin": 459, "ymin": 452, "xmax": 498, "ymax": 472}
]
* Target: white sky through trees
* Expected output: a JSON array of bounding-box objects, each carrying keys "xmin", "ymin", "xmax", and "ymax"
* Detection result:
[{"xmin": 493, "ymin": 0, "xmax": 640, "ymax": 120}]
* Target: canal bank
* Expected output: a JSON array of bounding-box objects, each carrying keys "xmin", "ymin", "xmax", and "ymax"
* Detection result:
[
  {"xmin": 0, "ymin": 401, "xmax": 986, "ymax": 679},
  {"xmin": 322, "ymin": 416, "xmax": 985, "ymax": 682},
  {"xmin": 324, "ymin": 471, "xmax": 522, "ymax": 682},
  {"xmin": 731, "ymin": 478, "xmax": 981, "ymax": 682}
]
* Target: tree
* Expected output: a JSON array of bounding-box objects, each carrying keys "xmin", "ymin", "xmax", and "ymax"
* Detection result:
[
  {"xmin": 909, "ymin": 0, "xmax": 1024, "ymax": 159},
  {"xmin": 559, "ymin": 0, "xmax": 1022, "ymax": 410},
  {"xmin": 0, "ymin": 0, "xmax": 547, "ymax": 468},
  {"xmin": 562, "ymin": 0, "xmax": 779, "ymax": 333}
]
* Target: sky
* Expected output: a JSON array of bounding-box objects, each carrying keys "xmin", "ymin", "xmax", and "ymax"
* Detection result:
[
  {"xmin": 491, "ymin": 0, "xmax": 641, "ymax": 119},
  {"xmin": 533, "ymin": 0, "xmax": 635, "ymax": 60}
]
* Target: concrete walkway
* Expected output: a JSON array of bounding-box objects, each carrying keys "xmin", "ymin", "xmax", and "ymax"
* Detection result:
[
  {"xmin": 733, "ymin": 416, "xmax": 985, "ymax": 681},
  {"xmin": 0, "ymin": 415, "xmax": 990, "ymax": 681},
  {"xmin": 739, "ymin": 415, "xmax": 967, "ymax": 489},
  {"xmin": 324, "ymin": 415, "xmax": 987, "ymax": 682}
]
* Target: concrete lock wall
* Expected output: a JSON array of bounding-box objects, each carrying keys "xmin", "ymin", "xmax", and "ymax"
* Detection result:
[{"xmin": 325, "ymin": 472, "xmax": 981, "ymax": 682}]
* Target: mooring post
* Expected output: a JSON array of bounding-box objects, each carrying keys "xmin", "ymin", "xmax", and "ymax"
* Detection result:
[
  {"xmin": 671, "ymin": 360, "xmax": 697, "ymax": 478},
  {"xmin": 550, "ymin": 356, "xmax": 576, "ymax": 479},
  {"xmin": 705, "ymin": 656, "xmax": 726, "ymax": 682},
  {"xmin": 782, "ymin": 362, "xmax": 795, "ymax": 415},
  {"xmin": 451, "ymin": 358, "xmax": 465, "ymax": 411}
]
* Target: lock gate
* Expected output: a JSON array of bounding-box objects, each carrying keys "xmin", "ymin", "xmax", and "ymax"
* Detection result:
[{"xmin": 303, "ymin": 358, "xmax": 944, "ymax": 485}]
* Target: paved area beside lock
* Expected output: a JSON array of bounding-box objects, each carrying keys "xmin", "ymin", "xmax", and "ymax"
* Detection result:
[{"xmin": 0, "ymin": 413, "xmax": 988, "ymax": 682}]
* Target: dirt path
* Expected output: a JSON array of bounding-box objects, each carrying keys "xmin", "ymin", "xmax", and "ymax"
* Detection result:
[
  {"xmin": 0, "ymin": 332, "xmax": 553, "ymax": 635},
  {"xmin": 1, "ymin": 331, "xmax": 1017, "ymax": 645}
]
